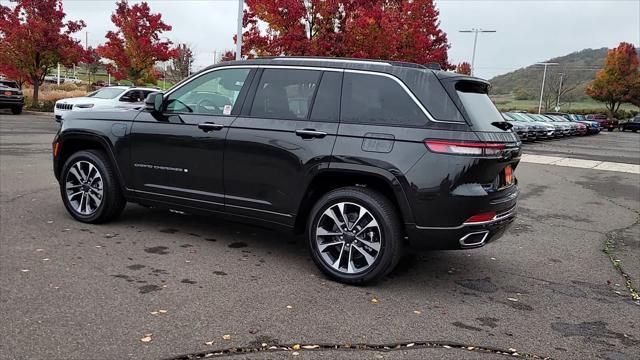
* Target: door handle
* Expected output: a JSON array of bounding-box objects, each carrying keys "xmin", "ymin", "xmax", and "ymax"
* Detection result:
[
  {"xmin": 295, "ymin": 129, "xmax": 327, "ymax": 139},
  {"xmin": 198, "ymin": 122, "xmax": 224, "ymax": 132}
]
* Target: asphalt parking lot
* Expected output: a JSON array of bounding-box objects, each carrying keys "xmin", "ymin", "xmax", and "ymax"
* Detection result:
[{"xmin": 1, "ymin": 112, "xmax": 639, "ymax": 360}]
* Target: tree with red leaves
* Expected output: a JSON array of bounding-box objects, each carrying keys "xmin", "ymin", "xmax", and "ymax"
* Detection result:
[
  {"xmin": 586, "ymin": 42, "xmax": 640, "ymax": 117},
  {"xmin": 236, "ymin": 0, "xmax": 452, "ymax": 69},
  {"xmin": 455, "ymin": 62, "xmax": 471, "ymax": 75},
  {"xmin": 97, "ymin": 0, "xmax": 177, "ymax": 85},
  {"xmin": 0, "ymin": 0, "xmax": 86, "ymax": 105}
]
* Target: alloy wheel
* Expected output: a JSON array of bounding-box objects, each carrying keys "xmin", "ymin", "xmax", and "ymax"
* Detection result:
[
  {"xmin": 65, "ymin": 160, "xmax": 104, "ymax": 215},
  {"xmin": 315, "ymin": 202, "xmax": 382, "ymax": 274}
]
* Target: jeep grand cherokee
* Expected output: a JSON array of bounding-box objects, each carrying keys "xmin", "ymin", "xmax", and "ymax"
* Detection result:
[{"xmin": 52, "ymin": 57, "xmax": 520, "ymax": 284}]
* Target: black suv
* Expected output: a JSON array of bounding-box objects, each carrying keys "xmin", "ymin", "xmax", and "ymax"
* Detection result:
[
  {"xmin": 0, "ymin": 80, "xmax": 24, "ymax": 114},
  {"xmin": 52, "ymin": 57, "xmax": 520, "ymax": 284}
]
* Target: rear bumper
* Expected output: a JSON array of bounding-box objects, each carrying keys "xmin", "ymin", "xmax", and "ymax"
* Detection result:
[{"xmin": 406, "ymin": 205, "xmax": 516, "ymax": 250}]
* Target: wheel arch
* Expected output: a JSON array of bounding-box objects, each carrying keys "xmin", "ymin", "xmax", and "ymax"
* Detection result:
[
  {"xmin": 293, "ymin": 165, "xmax": 414, "ymax": 235},
  {"xmin": 54, "ymin": 132, "xmax": 126, "ymax": 191}
]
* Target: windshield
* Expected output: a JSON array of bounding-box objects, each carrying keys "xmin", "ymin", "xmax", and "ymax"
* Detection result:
[
  {"xmin": 507, "ymin": 112, "xmax": 533, "ymax": 122},
  {"xmin": 0, "ymin": 81, "xmax": 18, "ymax": 89},
  {"xmin": 87, "ymin": 88, "xmax": 125, "ymax": 99},
  {"xmin": 455, "ymin": 81, "xmax": 506, "ymax": 131}
]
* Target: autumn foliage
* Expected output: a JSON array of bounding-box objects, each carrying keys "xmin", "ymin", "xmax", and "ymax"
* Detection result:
[
  {"xmin": 236, "ymin": 0, "xmax": 452, "ymax": 69},
  {"xmin": 97, "ymin": 0, "xmax": 177, "ymax": 85},
  {"xmin": 0, "ymin": 0, "xmax": 86, "ymax": 105},
  {"xmin": 586, "ymin": 42, "xmax": 640, "ymax": 116},
  {"xmin": 455, "ymin": 62, "xmax": 472, "ymax": 75}
]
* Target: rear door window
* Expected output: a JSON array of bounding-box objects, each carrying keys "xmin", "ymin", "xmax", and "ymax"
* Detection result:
[
  {"xmin": 309, "ymin": 71, "xmax": 342, "ymax": 123},
  {"xmin": 454, "ymin": 81, "xmax": 505, "ymax": 131},
  {"xmin": 340, "ymin": 72, "xmax": 427, "ymax": 127},
  {"xmin": 250, "ymin": 69, "xmax": 321, "ymax": 120}
]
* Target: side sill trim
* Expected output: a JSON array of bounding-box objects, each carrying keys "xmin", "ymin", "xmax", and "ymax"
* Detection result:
[{"xmin": 126, "ymin": 188, "xmax": 292, "ymax": 218}]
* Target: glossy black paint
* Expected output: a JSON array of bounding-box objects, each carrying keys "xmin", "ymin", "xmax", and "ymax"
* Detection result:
[{"xmin": 53, "ymin": 58, "xmax": 520, "ymax": 249}]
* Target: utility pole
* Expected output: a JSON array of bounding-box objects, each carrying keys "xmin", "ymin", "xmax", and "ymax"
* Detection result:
[
  {"xmin": 555, "ymin": 73, "xmax": 564, "ymax": 111},
  {"xmin": 459, "ymin": 28, "xmax": 496, "ymax": 76},
  {"xmin": 536, "ymin": 62, "xmax": 558, "ymax": 114},
  {"xmin": 235, "ymin": 0, "xmax": 243, "ymax": 61}
]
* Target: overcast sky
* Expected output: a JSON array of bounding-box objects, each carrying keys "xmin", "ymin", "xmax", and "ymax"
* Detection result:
[{"xmin": 11, "ymin": 0, "xmax": 640, "ymax": 79}]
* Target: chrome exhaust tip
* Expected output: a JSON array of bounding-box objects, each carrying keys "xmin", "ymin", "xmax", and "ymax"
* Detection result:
[{"xmin": 459, "ymin": 231, "xmax": 489, "ymax": 248}]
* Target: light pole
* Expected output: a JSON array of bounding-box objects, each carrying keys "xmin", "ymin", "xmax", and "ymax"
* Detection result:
[
  {"xmin": 555, "ymin": 72, "xmax": 564, "ymax": 111},
  {"xmin": 459, "ymin": 28, "xmax": 496, "ymax": 76},
  {"xmin": 235, "ymin": 0, "xmax": 243, "ymax": 61},
  {"xmin": 536, "ymin": 62, "xmax": 558, "ymax": 114}
]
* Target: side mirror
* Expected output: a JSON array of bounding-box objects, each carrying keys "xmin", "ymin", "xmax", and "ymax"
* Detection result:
[{"xmin": 145, "ymin": 92, "xmax": 164, "ymax": 112}]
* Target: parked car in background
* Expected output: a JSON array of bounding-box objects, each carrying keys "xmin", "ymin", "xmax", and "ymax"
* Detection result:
[
  {"xmin": 586, "ymin": 114, "xmax": 618, "ymax": 132},
  {"xmin": 618, "ymin": 115, "xmax": 640, "ymax": 132},
  {"xmin": 0, "ymin": 80, "xmax": 24, "ymax": 114},
  {"xmin": 92, "ymin": 80, "xmax": 107, "ymax": 88},
  {"xmin": 547, "ymin": 114, "xmax": 581, "ymax": 136},
  {"xmin": 501, "ymin": 113, "xmax": 531, "ymax": 140},
  {"xmin": 63, "ymin": 76, "xmax": 84, "ymax": 85},
  {"xmin": 547, "ymin": 112, "xmax": 597, "ymax": 135},
  {"xmin": 54, "ymin": 86, "xmax": 158, "ymax": 121},
  {"xmin": 567, "ymin": 114, "xmax": 601, "ymax": 134},
  {"xmin": 505, "ymin": 112, "xmax": 555, "ymax": 139},
  {"xmin": 51, "ymin": 57, "xmax": 520, "ymax": 284},
  {"xmin": 523, "ymin": 113, "xmax": 565, "ymax": 137}
]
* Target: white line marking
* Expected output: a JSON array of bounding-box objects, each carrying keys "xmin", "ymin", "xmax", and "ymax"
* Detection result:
[{"xmin": 521, "ymin": 154, "xmax": 640, "ymax": 174}]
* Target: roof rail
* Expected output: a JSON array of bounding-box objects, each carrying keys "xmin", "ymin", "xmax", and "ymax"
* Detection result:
[{"xmin": 272, "ymin": 57, "xmax": 392, "ymax": 66}]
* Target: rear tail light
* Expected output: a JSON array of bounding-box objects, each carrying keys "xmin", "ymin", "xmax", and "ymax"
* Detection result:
[
  {"xmin": 465, "ymin": 212, "xmax": 496, "ymax": 224},
  {"xmin": 424, "ymin": 140, "xmax": 505, "ymax": 156}
]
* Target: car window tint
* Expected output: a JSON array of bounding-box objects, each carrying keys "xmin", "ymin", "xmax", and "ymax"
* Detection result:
[
  {"xmin": 166, "ymin": 68, "xmax": 250, "ymax": 115},
  {"xmin": 340, "ymin": 72, "xmax": 427, "ymax": 126},
  {"xmin": 250, "ymin": 69, "xmax": 320, "ymax": 120},
  {"xmin": 309, "ymin": 72, "xmax": 342, "ymax": 123}
]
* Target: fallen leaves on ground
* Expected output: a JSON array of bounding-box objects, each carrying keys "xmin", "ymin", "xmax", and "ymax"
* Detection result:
[
  {"xmin": 370, "ymin": 297, "xmax": 379, "ymax": 304},
  {"xmin": 222, "ymin": 334, "xmax": 231, "ymax": 340},
  {"xmin": 140, "ymin": 333, "xmax": 153, "ymax": 343}
]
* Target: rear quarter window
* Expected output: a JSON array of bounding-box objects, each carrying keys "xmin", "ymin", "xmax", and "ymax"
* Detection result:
[
  {"xmin": 454, "ymin": 81, "xmax": 506, "ymax": 132},
  {"xmin": 340, "ymin": 72, "xmax": 427, "ymax": 127}
]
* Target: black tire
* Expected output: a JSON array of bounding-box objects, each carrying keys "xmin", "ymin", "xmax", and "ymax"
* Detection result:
[
  {"xmin": 11, "ymin": 106, "xmax": 22, "ymax": 115},
  {"xmin": 59, "ymin": 150, "xmax": 126, "ymax": 223},
  {"xmin": 307, "ymin": 186, "xmax": 403, "ymax": 285},
  {"xmin": 607, "ymin": 128, "xmax": 614, "ymax": 132}
]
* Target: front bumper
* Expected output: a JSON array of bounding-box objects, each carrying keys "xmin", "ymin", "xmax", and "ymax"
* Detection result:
[
  {"xmin": 406, "ymin": 205, "xmax": 517, "ymax": 250},
  {"xmin": 0, "ymin": 97, "xmax": 24, "ymax": 108}
]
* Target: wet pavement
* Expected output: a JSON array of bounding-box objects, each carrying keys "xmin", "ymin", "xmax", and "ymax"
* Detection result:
[{"xmin": 1, "ymin": 112, "xmax": 639, "ymax": 359}]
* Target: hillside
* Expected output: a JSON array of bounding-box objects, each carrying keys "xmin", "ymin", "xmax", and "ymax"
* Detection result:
[{"xmin": 488, "ymin": 47, "xmax": 638, "ymax": 101}]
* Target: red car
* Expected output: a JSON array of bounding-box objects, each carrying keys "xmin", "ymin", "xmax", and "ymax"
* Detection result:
[{"xmin": 586, "ymin": 114, "xmax": 618, "ymax": 132}]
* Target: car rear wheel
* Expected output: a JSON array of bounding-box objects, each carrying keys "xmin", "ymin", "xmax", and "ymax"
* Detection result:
[
  {"xmin": 307, "ymin": 186, "xmax": 402, "ymax": 284},
  {"xmin": 11, "ymin": 106, "xmax": 22, "ymax": 115},
  {"xmin": 60, "ymin": 150, "xmax": 126, "ymax": 223}
]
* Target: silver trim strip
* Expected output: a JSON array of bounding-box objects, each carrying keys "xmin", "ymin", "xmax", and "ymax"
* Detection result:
[
  {"xmin": 415, "ymin": 206, "xmax": 517, "ymax": 230},
  {"xmin": 343, "ymin": 69, "xmax": 440, "ymax": 123},
  {"xmin": 459, "ymin": 231, "xmax": 489, "ymax": 247},
  {"xmin": 164, "ymin": 64, "xmax": 461, "ymax": 124}
]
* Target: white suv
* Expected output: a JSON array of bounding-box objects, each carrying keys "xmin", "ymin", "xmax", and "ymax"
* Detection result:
[{"xmin": 54, "ymin": 86, "xmax": 158, "ymax": 121}]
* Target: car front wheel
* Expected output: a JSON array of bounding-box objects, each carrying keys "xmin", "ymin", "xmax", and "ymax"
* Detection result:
[
  {"xmin": 60, "ymin": 150, "xmax": 126, "ymax": 223},
  {"xmin": 11, "ymin": 106, "xmax": 22, "ymax": 115},
  {"xmin": 307, "ymin": 186, "xmax": 402, "ymax": 284}
]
